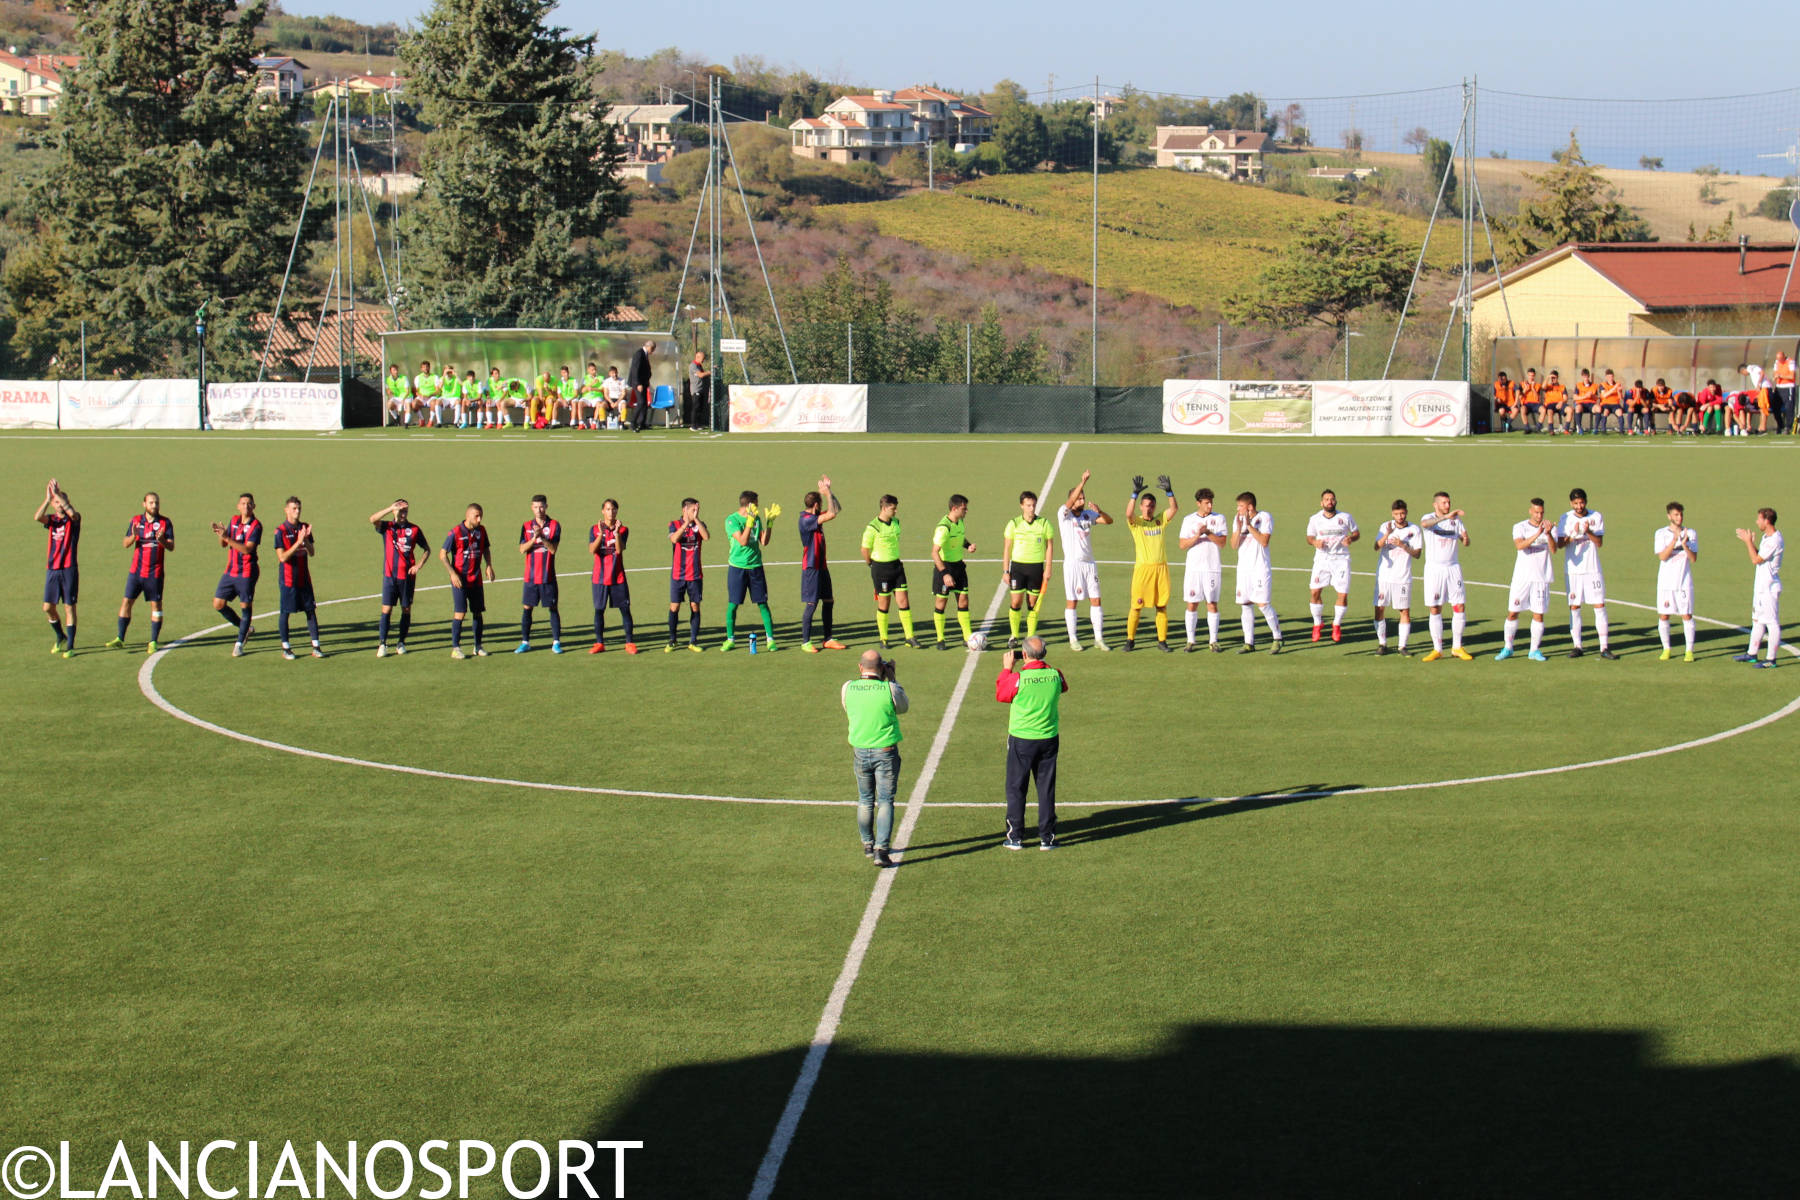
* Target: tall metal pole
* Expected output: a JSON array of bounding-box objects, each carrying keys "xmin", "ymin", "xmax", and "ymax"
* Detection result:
[
  {"xmin": 1091, "ymin": 74, "xmax": 1100, "ymax": 388},
  {"xmin": 1462, "ymin": 78, "xmax": 1474, "ymax": 384}
]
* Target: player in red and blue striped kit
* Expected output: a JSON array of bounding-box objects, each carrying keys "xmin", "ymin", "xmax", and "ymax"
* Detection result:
[
  {"xmin": 369, "ymin": 498, "xmax": 425, "ymax": 657},
  {"xmin": 665, "ymin": 498, "xmax": 709, "ymax": 652},
  {"xmin": 34, "ymin": 476, "xmax": 80, "ymax": 657},
  {"xmin": 517, "ymin": 494, "xmax": 563, "ymax": 653},
  {"xmin": 440, "ymin": 504, "xmax": 494, "ymax": 658},
  {"xmin": 274, "ymin": 495, "xmax": 324, "ymax": 660},
  {"xmin": 211, "ymin": 493, "xmax": 261, "ymax": 656},
  {"xmin": 107, "ymin": 491, "xmax": 174, "ymax": 652},
  {"xmin": 588, "ymin": 498, "xmax": 635, "ymax": 653}
]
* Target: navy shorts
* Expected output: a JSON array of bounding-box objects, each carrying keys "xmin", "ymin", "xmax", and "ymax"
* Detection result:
[
  {"xmin": 932, "ymin": 561, "xmax": 969, "ymax": 596},
  {"xmin": 521, "ymin": 580, "xmax": 559, "ymax": 608},
  {"xmin": 279, "ymin": 584, "xmax": 316, "ymax": 615},
  {"xmin": 124, "ymin": 573, "xmax": 162, "ymax": 603},
  {"xmin": 728, "ymin": 565, "xmax": 768, "ymax": 605},
  {"xmin": 669, "ymin": 578, "xmax": 703, "ymax": 605},
  {"xmin": 592, "ymin": 581, "xmax": 631, "ymax": 611},
  {"xmin": 870, "ymin": 560, "xmax": 908, "ymax": 595},
  {"xmin": 452, "ymin": 582, "xmax": 486, "ymax": 615},
  {"xmin": 381, "ymin": 576, "xmax": 416, "ymax": 608},
  {"xmin": 801, "ymin": 567, "xmax": 833, "ymax": 605},
  {"xmin": 215, "ymin": 572, "xmax": 256, "ymax": 604},
  {"xmin": 43, "ymin": 567, "xmax": 78, "ymax": 605}
]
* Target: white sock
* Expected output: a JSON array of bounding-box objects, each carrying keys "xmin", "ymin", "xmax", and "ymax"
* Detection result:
[
  {"xmin": 1595, "ymin": 608, "xmax": 1610, "ymax": 650},
  {"xmin": 1749, "ymin": 623, "xmax": 1764, "ymax": 656},
  {"xmin": 1530, "ymin": 620, "xmax": 1544, "ymax": 653},
  {"xmin": 1261, "ymin": 604, "xmax": 1281, "ymax": 639},
  {"xmin": 1683, "ymin": 618, "xmax": 1696, "ymax": 653},
  {"xmin": 1429, "ymin": 612, "xmax": 1444, "ymax": 651},
  {"xmin": 1309, "ymin": 602, "xmax": 1324, "ymax": 624},
  {"xmin": 1452, "ymin": 610, "xmax": 1466, "ymax": 650},
  {"xmin": 1375, "ymin": 618, "xmax": 1387, "ymax": 646},
  {"xmin": 1503, "ymin": 616, "xmax": 1518, "ymax": 649},
  {"xmin": 1658, "ymin": 617, "xmax": 1670, "ymax": 651},
  {"xmin": 1570, "ymin": 610, "xmax": 1584, "ymax": 650},
  {"xmin": 1333, "ymin": 604, "xmax": 1346, "ymax": 630},
  {"xmin": 1089, "ymin": 607, "xmax": 1105, "ymax": 642},
  {"xmin": 1065, "ymin": 608, "xmax": 1079, "ymax": 642},
  {"xmin": 1184, "ymin": 609, "xmax": 1198, "ymax": 643},
  {"xmin": 1398, "ymin": 620, "xmax": 1410, "ymax": 650},
  {"xmin": 1241, "ymin": 605, "xmax": 1256, "ymax": 645},
  {"xmin": 1207, "ymin": 610, "xmax": 1219, "ymax": 643}
]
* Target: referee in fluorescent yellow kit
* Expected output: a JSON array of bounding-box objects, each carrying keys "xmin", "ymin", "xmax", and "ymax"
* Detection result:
[{"xmin": 1124, "ymin": 473, "xmax": 1178, "ymax": 652}]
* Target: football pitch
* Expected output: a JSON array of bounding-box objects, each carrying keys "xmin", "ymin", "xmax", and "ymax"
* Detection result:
[{"xmin": 4, "ymin": 428, "xmax": 1798, "ymax": 1198}]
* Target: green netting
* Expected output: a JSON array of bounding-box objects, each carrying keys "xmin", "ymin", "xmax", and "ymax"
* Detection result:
[
  {"xmin": 969, "ymin": 386, "xmax": 1096, "ymax": 433},
  {"xmin": 1097, "ymin": 387, "xmax": 1164, "ymax": 434},
  {"xmin": 868, "ymin": 384, "xmax": 969, "ymax": 433}
]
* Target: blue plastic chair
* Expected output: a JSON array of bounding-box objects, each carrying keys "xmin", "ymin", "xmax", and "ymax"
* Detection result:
[{"xmin": 651, "ymin": 384, "xmax": 677, "ymax": 427}]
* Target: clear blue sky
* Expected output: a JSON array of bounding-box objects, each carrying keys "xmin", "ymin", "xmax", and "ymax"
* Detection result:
[{"xmin": 284, "ymin": 0, "xmax": 1800, "ymax": 172}]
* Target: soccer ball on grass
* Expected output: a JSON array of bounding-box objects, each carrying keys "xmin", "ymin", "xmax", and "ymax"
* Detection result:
[{"xmin": 967, "ymin": 632, "xmax": 988, "ymax": 651}]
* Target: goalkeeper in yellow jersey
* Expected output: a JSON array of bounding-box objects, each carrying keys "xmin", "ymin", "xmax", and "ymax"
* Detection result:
[{"xmin": 1124, "ymin": 474, "xmax": 1178, "ymax": 652}]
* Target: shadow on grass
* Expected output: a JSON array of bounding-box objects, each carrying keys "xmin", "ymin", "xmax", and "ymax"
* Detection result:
[{"xmin": 584, "ymin": 1023, "xmax": 1800, "ymax": 1198}]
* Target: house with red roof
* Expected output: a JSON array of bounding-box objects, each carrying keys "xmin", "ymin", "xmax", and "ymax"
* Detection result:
[
  {"xmin": 1470, "ymin": 242, "xmax": 1800, "ymax": 344},
  {"xmin": 0, "ymin": 51, "xmax": 78, "ymax": 116},
  {"xmin": 890, "ymin": 85, "xmax": 993, "ymax": 147},
  {"xmin": 1153, "ymin": 126, "xmax": 1269, "ymax": 181},
  {"xmin": 788, "ymin": 90, "xmax": 924, "ymax": 166}
]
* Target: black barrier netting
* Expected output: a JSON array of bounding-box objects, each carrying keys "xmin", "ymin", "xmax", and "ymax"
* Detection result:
[
  {"xmin": 969, "ymin": 386, "xmax": 1095, "ymax": 434},
  {"xmin": 868, "ymin": 384, "xmax": 969, "ymax": 433},
  {"xmin": 1097, "ymin": 387, "xmax": 1163, "ymax": 434}
]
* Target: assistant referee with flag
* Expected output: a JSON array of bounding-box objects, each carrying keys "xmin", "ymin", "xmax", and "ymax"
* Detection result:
[{"xmin": 995, "ymin": 635, "xmax": 1068, "ymax": 850}]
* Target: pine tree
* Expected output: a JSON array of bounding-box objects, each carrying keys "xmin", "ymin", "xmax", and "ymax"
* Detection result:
[
  {"xmin": 5, "ymin": 0, "xmax": 306, "ymax": 377},
  {"xmin": 399, "ymin": 0, "xmax": 629, "ymax": 328},
  {"xmin": 1494, "ymin": 132, "xmax": 1652, "ymax": 264}
]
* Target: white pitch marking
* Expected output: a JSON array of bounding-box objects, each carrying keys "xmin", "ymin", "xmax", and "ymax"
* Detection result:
[{"xmin": 745, "ymin": 440, "xmax": 1072, "ymax": 1200}]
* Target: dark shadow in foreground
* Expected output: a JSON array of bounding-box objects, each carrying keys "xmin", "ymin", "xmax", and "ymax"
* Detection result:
[{"xmin": 582, "ymin": 1022, "xmax": 1798, "ymax": 1198}]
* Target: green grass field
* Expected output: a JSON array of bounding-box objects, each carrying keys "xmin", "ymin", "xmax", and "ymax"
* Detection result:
[
  {"xmin": 820, "ymin": 169, "xmax": 1464, "ymax": 312},
  {"xmin": 4, "ymin": 427, "xmax": 1798, "ymax": 1198}
]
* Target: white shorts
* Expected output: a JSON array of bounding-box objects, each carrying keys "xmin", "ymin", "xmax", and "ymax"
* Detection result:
[
  {"xmin": 1063, "ymin": 559, "xmax": 1101, "ymax": 601},
  {"xmin": 1423, "ymin": 565, "xmax": 1466, "ymax": 608},
  {"xmin": 1656, "ymin": 587, "xmax": 1693, "ymax": 616},
  {"xmin": 1753, "ymin": 587, "xmax": 1782, "ymax": 627},
  {"xmin": 1566, "ymin": 574, "xmax": 1606, "ymax": 606},
  {"xmin": 1509, "ymin": 581, "xmax": 1549, "ymax": 615},
  {"xmin": 1310, "ymin": 559, "xmax": 1352, "ymax": 593},
  {"xmin": 1236, "ymin": 571, "xmax": 1272, "ymax": 606},
  {"xmin": 1374, "ymin": 575, "xmax": 1412, "ymax": 609},
  {"xmin": 1184, "ymin": 570, "xmax": 1222, "ymax": 604}
]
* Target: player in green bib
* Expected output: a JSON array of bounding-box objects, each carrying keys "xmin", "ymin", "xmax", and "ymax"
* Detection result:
[
  {"xmin": 721, "ymin": 490, "xmax": 778, "ymax": 650},
  {"xmin": 1001, "ymin": 490, "xmax": 1055, "ymax": 648},
  {"xmin": 439, "ymin": 366, "xmax": 464, "ymax": 427},
  {"xmin": 580, "ymin": 362, "xmax": 604, "ymax": 429},
  {"xmin": 931, "ymin": 494, "xmax": 976, "ymax": 648},
  {"xmin": 558, "ymin": 366, "xmax": 582, "ymax": 428},
  {"xmin": 385, "ymin": 364, "xmax": 412, "ymax": 425},
  {"xmin": 861, "ymin": 495, "xmax": 919, "ymax": 648},
  {"xmin": 413, "ymin": 360, "xmax": 440, "ymax": 427}
]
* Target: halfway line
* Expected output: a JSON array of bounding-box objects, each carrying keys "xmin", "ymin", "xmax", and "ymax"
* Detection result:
[{"xmin": 746, "ymin": 439, "xmax": 1072, "ymax": 1200}]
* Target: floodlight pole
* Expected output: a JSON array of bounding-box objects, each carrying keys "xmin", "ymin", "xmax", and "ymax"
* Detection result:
[{"xmin": 1091, "ymin": 74, "xmax": 1100, "ymax": 388}]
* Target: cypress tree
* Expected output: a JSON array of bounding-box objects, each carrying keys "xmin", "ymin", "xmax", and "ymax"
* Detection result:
[{"xmin": 399, "ymin": 0, "xmax": 629, "ymax": 328}]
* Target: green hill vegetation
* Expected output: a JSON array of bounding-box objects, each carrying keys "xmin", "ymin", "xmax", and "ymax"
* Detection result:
[{"xmin": 819, "ymin": 167, "xmax": 1464, "ymax": 314}]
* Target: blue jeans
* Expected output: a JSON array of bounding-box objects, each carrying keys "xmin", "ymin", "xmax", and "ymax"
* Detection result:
[{"xmin": 852, "ymin": 745, "xmax": 901, "ymax": 849}]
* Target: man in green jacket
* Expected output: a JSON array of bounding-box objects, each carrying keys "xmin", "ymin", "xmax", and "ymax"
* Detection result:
[
  {"xmin": 842, "ymin": 648, "xmax": 909, "ymax": 868},
  {"xmin": 996, "ymin": 635, "xmax": 1068, "ymax": 850}
]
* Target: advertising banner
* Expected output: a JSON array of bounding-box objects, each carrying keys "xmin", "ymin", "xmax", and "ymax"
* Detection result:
[
  {"xmin": 206, "ymin": 382, "xmax": 343, "ymax": 431},
  {"xmin": 59, "ymin": 380, "xmax": 200, "ymax": 430},
  {"xmin": 0, "ymin": 380, "xmax": 60, "ymax": 429},
  {"xmin": 1164, "ymin": 380, "xmax": 1469, "ymax": 437},
  {"xmin": 729, "ymin": 384, "xmax": 869, "ymax": 433}
]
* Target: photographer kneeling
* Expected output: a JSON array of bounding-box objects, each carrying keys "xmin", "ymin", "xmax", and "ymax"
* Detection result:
[{"xmin": 842, "ymin": 649, "xmax": 909, "ymax": 867}]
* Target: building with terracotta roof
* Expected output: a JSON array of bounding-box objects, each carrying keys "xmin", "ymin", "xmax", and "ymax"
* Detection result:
[
  {"xmin": 1153, "ymin": 126, "xmax": 1269, "ymax": 181},
  {"xmin": 1470, "ymin": 242, "xmax": 1800, "ymax": 345},
  {"xmin": 788, "ymin": 91, "xmax": 924, "ymax": 166},
  {"xmin": 0, "ymin": 51, "xmax": 78, "ymax": 116},
  {"xmin": 890, "ymin": 85, "xmax": 993, "ymax": 146},
  {"xmin": 251, "ymin": 56, "xmax": 308, "ymax": 103}
]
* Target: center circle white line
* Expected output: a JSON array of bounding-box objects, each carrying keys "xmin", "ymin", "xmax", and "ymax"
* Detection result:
[{"xmin": 139, "ymin": 564, "xmax": 1795, "ymax": 808}]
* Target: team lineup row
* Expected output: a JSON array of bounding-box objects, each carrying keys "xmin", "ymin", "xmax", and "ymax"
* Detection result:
[{"xmin": 31, "ymin": 473, "xmax": 1787, "ymax": 666}]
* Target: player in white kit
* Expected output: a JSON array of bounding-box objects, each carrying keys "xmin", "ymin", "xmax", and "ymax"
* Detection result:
[
  {"xmin": 1178, "ymin": 487, "xmax": 1229, "ymax": 652},
  {"xmin": 1554, "ymin": 487, "xmax": 1615, "ymax": 659},
  {"xmin": 1230, "ymin": 491, "xmax": 1282, "ymax": 653},
  {"xmin": 1057, "ymin": 469, "xmax": 1113, "ymax": 651},
  {"xmin": 1305, "ymin": 489, "xmax": 1359, "ymax": 642},
  {"xmin": 1371, "ymin": 499, "xmax": 1421, "ymax": 656},
  {"xmin": 1418, "ymin": 491, "xmax": 1473, "ymax": 661},
  {"xmin": 1497, "ymin": 497, "xmax": 1556, "ymax": 662},
  {"xmin": 1653, "ymin": 501, "xmax": 1698, "ymax": 662},
  {"xmin": 1734, "ymin": 507, "xmax": 1783, "ymax": 668}
]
